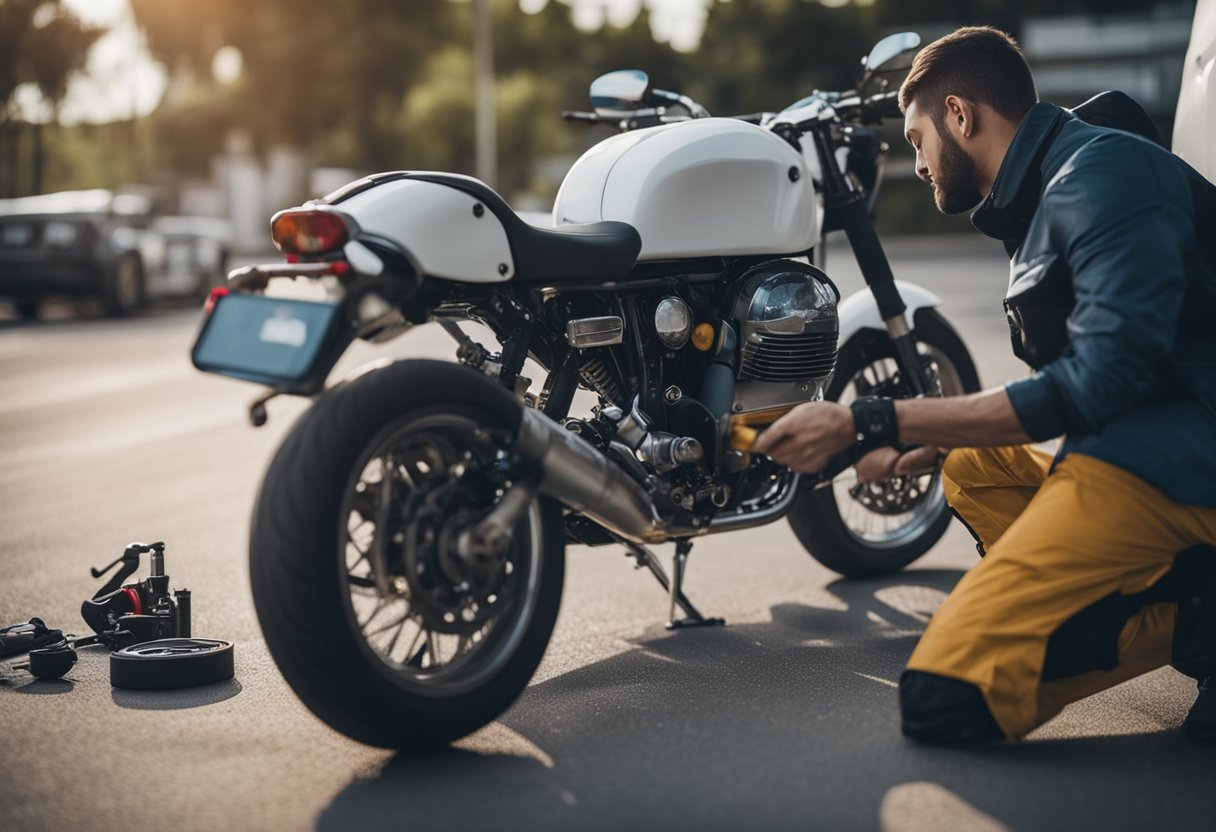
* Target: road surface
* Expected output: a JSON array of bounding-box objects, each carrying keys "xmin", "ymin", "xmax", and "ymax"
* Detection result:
[{"xmin": 1, "ymin": 237, "xmax": 1211, "ymax": 831}]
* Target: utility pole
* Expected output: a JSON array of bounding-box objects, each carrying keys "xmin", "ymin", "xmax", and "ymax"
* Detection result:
[{"xmin": 473, "ymin": 0, "xmax": 497, "ymax": 188}]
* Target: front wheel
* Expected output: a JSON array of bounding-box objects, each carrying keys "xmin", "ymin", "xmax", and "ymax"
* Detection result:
[
  {"xmin": 788, "ymin": 309, "xmax": 980, "ymax": 577},
  {"xmin": 250, "ymin": 360, "xmax": 565, "ymax": 749}
]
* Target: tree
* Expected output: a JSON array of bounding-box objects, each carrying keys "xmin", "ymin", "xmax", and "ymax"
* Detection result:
[{"xmin": 0, "ymin": 0, "xmax": 104, "ymax": 195}]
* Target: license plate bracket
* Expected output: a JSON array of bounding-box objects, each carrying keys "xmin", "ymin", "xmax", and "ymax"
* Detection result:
[{"xmin": 191, "ymin": 293, "xmax": 354, "ymax": 394}]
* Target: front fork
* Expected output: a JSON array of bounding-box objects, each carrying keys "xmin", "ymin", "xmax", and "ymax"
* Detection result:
[{"xmin": 811, "ymin": 126, "xmax": 934, "ymax": 396}]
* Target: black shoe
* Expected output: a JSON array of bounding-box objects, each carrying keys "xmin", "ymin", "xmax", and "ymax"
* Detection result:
[{"xmin": 1184, "ymin": 676, "xmax": 1216, "ymax": 741}]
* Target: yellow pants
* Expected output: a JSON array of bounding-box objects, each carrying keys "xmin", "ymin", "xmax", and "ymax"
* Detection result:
[{"xmin": 907, "ymin": 446, "xmax": 1216, "ymax": 739}]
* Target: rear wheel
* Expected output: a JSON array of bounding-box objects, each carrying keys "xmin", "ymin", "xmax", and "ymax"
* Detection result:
[
  {"xmin": 788, "ymin": 309, "xmax": 980, "ymax": 577},
  {"xmin": 251, "ymin": 360, "xmax": 565, "ymax": 749}
]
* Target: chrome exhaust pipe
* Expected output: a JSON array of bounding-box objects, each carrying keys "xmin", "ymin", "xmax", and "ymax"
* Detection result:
[{"xmin": 515, "ymin": 408, "xmax": 667, "ymax": 544}]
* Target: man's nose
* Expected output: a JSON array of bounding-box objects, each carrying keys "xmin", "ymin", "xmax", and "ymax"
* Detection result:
[{"xmin": 915, "ymin": 152, "xmax": 930, "ymax": 182}]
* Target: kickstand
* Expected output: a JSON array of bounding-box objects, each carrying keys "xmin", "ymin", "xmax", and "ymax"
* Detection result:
[{"xmin": 625, "ymin": 539, "xmax": 725, "ymax": 630}]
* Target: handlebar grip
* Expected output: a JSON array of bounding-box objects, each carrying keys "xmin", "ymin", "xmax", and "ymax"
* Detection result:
[
  {"xmin": 562, "ymin": 111, "xmax": 602, "ymax": 123},
  {"xmin": 867, "ymin": 91, "xmax": 903, "ymax": 119}
]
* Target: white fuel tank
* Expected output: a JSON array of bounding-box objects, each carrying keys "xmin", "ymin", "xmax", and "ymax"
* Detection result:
[{"xmin": 553, "ymin": 118, "xmax": 817, "ymax": 260}]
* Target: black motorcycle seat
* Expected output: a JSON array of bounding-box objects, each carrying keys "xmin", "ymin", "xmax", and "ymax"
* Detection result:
[{"xmin": 339, "ymin": 171, "xmax": 642, "ymax": 282}]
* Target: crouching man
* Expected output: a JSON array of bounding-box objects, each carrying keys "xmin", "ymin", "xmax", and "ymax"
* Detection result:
[{"xmin": 754, "ymin": 26, "xmax": 1216, "ymax": 743}]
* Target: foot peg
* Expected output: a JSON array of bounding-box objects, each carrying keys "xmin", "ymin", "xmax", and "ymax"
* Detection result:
[{"xmin": 626, "ymin": 539, "xmax": 725, "ymax": 630}]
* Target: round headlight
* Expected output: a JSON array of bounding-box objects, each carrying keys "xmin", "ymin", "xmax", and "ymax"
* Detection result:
[{"xmin": 654, "ymin": 297, "xmax": 693, "ymax": 349}]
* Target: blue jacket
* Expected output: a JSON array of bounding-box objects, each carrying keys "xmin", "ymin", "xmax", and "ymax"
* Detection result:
[{"xmin": 971, "ymin": 101, "xmax": 1216, "ymax": 506}]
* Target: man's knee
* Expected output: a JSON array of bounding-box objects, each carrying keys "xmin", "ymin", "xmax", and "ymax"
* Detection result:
[
  {"xmin": 899, "ymin": 670, "xmax": 1006, "ymax": 744},
  {"xmin": 940, "ymin": 447, "xmax": 989, "ymax": 500}
]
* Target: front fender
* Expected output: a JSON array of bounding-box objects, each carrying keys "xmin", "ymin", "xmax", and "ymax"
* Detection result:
[{"xmin": 837, "ymin": 280, "xmax": 941, "ymax": 345}]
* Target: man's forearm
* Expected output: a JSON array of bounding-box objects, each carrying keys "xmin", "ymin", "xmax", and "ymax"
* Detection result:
[{"xmin": 894, "ymin": 387, "xmax": 1033, "ymax": 448}]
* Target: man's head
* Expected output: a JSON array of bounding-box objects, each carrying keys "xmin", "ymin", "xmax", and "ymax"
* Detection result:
[{"xmin": 899, "ymin": 27, "xmax": 1038, "ymax": 214}]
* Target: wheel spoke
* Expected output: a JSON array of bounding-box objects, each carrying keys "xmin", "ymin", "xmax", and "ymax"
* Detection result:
[
  {"xmin": 366, "ymin": 610, "xmax": 412, "ymax": 639},
  {"xmin": 425, "ymin": 630, "xmax": 439, "ymax": 668},
  {"xmin": 403, "ymin": 624, "xmax": 427, "ymax": 666},
  {"xmin": 337, "ymin": 411, "xmax": 545, "ymax": 696}
]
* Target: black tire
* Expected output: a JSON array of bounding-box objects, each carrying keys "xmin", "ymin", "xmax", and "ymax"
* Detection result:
[
  {"xmin": 101, "ymin": 254, "xmax": 144, "ymax": 317},
  {"xmin": 110, "ymin": 638, "xmax": 235, "ymax": 690},
  {"xmin": 14, "ymin": 300, "xmax": 39, "ymax": 321},
  {"xmin": 789, "ymin": 309, "xmax": 981, "ymax": 577},
  {"xmin": 250, "ymin": 360, "xmax": 565, "ymax": 750}
]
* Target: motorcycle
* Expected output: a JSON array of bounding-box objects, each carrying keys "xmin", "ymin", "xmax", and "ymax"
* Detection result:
[{"xmin": 191, "ymin": 32, "xmax": 978, "ymax": 749}]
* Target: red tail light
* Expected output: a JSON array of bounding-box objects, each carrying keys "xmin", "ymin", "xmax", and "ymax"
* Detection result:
[
  {"xmin": 204, "ymin": 286, "xmax": 229, "ymax": 314},
  {"xmin": 271, "ymin": 209, "xmax": 350, "ymax": 256}
]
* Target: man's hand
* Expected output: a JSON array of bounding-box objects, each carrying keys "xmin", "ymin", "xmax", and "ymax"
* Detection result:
[
  {"xmin": 752, "ymin": 401, "xmax": 855, "ymax": 473},
  {"xmin": 854, "ymin": 445, "xmax": 945, "ymax": 485}
]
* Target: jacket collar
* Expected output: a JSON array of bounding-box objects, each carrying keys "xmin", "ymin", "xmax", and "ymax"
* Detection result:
[{"xmin": 970, "ymin": 102, "xmax": 1071, "ymax": 249}]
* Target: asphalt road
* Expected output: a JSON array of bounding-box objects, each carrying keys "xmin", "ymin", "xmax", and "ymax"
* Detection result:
[{"xmin": 1, "ymin": 237, "xmax": 1212, "ymax": 832}]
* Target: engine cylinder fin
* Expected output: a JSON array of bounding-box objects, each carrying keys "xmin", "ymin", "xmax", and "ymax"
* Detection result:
[{"xmin": 740, "ymin": 330, "xmax": 838, "ymax": 383}]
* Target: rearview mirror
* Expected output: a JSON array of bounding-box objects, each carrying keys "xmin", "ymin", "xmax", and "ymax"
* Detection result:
[
  {"xmin": 863, "ymin": 32, "xmax": 921, "ymax": 75},
  {"xmin": 590, "ymin": 69, "xmax": 651, "ymax": 115}
]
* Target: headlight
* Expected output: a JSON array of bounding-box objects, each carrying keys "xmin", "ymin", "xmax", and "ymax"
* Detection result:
[{"xmin": 654, "ymin": 296, "xmax": 692, "ymax": 349}]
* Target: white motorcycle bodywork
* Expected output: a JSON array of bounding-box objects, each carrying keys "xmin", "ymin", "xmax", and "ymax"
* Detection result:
[
  {"xmin": 336, "ymin": 178, "xmax": 516, "ymax": 282},
  {"xmin": 330, "ymin": 118, "xmax": 939, "ymax": 335},
  {"xmin": 553, "ymin": 118, "xmax": 819, "ymax": 259}
]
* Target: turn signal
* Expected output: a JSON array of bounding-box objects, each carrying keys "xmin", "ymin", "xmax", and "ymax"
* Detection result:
[
  {"xmin": 271, "ymin": 209, "xmax": 350, "ymax": 256},
  {"xmin": 691, "ymin": 322, "xmax": 716, "ymax": 351}
]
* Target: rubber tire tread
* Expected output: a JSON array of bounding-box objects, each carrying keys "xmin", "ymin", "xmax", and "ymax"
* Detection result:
[
  {"xmin": 250, "ymin": 359, "xmax": 564, "ymax": 750},
  {"xmin": 788, "ymin": 309, "xmax": 981, "ymax": 578},
  {"xmin": 109, "ymin": 639, "xmax": 234, "ymax": 690}
]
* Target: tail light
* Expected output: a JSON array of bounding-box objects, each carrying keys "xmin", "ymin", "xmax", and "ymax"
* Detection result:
[
  {"xmin": 203, "ymin": 286, "xmax": 229, "ymax": 314},
  {"xmin": 271, "ymin": 209, "xmax": 350, "ymax": 256}
]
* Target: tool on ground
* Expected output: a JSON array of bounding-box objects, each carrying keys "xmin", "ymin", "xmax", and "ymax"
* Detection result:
[
  {"xmin": 2, "ymin": 541, "xmax": 233, "ymax": 689},
  {"xmin": 82, "ymin": 541, "xmax": 191, "ymax": 644},
  {"xmin": 0, "ymin": 618, "xmax": 65, "ymax": 658},
  {"xmin": 110, "ymin": 638, "xmax": 235, "ymax": 690}
]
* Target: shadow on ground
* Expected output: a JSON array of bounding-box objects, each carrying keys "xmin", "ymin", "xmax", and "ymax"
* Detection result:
[{"xmin": 318, "ymin": 568, "xmax": 1214, "ymax": 832}]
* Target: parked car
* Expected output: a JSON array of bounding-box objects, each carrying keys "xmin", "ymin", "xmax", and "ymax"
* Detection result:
[{"xmin": 0, "ymin": 189, "xmax": 230, "ymax": 319}]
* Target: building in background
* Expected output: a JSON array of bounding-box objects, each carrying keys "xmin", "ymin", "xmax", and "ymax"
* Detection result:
[{"xmin": 1023, "ymin": 4, "xmax": 1193, "ymax": 116}]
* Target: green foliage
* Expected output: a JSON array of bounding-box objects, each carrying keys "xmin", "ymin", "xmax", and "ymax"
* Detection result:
[
  {"xmin": 20, "ymin": 0, "xmax": 1189, "ymax": 209},
  {"xmin": 0, "ymin": 0, "xmax": 106, "ymax": 195},
  {"xmin": 0, "ymin": 0, "xmax": 104, "ymax": 120}
]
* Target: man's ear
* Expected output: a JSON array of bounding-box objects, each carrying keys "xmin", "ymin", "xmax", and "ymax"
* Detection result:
[{"xmin": 943, "ymin": 94, "xmax": 977, "ymax": 140}]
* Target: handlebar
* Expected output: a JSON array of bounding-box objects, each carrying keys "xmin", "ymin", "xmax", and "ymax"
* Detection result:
[{"xmin": 563, "ymin": 107, "xmax": 698, "ymax": 130}]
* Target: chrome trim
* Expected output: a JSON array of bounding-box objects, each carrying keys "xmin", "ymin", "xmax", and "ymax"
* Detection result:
[
  {"xmin": 566, "ymin": 316, "xmax": 624, "ymax": 348},
  {"xmin": 884, "ymin": 313, "xmax": 911, "ymax": 339},
  {"xmin": 516, "ymin": 408, "xmax": 666, "ymax": 544}
]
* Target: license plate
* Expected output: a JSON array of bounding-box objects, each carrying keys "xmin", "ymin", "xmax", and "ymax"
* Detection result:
[{"xmin": 191, "ymin": 293, "xmax": 352, "ymax": 393}]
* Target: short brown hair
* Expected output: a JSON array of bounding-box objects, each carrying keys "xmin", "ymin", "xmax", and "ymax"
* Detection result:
[{"xmin": 899, "ymin": 26, "xmax": 1037, "ymax": 125}]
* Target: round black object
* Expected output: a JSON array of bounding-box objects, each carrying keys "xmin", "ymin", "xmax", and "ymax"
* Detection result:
[
  {"xmin": 29, "ymin": 644, "xmax": 78, "ymax": 680},
  {"xmin": 110, "ymin": 638, "xmax": 234, "ymax": 690}
]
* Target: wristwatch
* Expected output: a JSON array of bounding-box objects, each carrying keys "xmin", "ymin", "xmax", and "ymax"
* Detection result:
[{"xmin": 850, "ymin": 396, "xmax": 899, "ymax": 448}]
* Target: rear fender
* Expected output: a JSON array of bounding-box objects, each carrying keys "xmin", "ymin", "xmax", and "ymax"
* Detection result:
[{"xmin": 335, "ymin": 179, "xmax": 515, "ymax": 283}]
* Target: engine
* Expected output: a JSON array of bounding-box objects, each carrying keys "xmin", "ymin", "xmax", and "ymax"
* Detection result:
[{"xmin": 730, "ymin": 260, "xmax": 839, "ymax": 415}]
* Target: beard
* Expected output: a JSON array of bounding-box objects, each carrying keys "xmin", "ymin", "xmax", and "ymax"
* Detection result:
[{"xmin": 932, "ymin": 126, "xmax": 983, "ymax": 214}]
